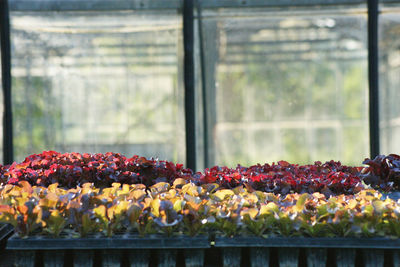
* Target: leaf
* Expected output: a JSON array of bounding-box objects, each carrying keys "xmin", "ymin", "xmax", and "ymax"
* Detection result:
[
  {"xmin": 150, "ymin": 183, "xmax": 170, "ymax": 194},
  {"xmin": 117, "ymin": 184, "xmax": 130, "ymax": 196},
  {"xmin": 17, "ymin": 205, "xmax": 28, "ymax": 215},
  {"xmin": 81, "ymin": 213, "xmax": 93, "ymax": 237},
  {"xmin": 348, "ymin": 199, "xmax": 358, "ymax": 210},
  {"xmin": 46, "ymin": 192, "xmax": 59, "ymax": 208},
  {"xmin": 294, "ymin": 194, "xmax": 309, "ymax": 212},
  {"xmin": 173, "ymin": 199, "xmax": 185, "ymax": 212},
  {"xmin": 260, "ymin": 203, "xmax": 279, "ymax": 215},
  {"xmin": 47, "ymin": 183, "xmax": 59, "ymax": 193},
  {"xmin": 213, "ymin": 189, "xmax": 234, "ymax": 201},
  {"xmin": 172, "ymin": 178, "xmax": 187, "ymax": 188},
  {"xmin": 202, "ymin": 183, "xmax": 219, "ymax": 194},
  {"xmin": 130, "ymin": 190, "xmax": 146, "ymax": 201},
  {"xmin": 372, "ymin": 200, "xmax": 386, "ymax": 214},
  {"xmin": 19, "ymin": 181, "xmax": 33, "ymax": 194},
  {"xmin": 127, "ymin": 204, "xmax": 142, "ymax": 223},
  {"xmin": 151, "ymin": 199, "xmax": 160, "ymax": 217},
  {"xmin": 94, "ymin": 205, "xmax": 107, "ymax": 220},
  {"xmin": 48, "ymin": 210, "xmax": 66, "ymax": 236},
  {"xmin": 240, "ymin": 208, "xmax": 259, "ymax": 220},
  {"xmin": 182, "ymin": 183, "xmax": 201, "ymax": 197}
]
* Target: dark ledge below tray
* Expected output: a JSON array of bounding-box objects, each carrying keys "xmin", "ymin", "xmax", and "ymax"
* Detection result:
[
  {"xmin": 6, "ymin": 234, "xmax": 210, "ymax": 250},
  {"xmin": 215, "ymin": 236, "xmax": 400, "ymax": 249}
]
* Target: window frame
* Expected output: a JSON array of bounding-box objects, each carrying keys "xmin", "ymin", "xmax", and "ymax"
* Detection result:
[{"xmin": 1, "ymin": 0, "xmax": 396, "ymax": 168}]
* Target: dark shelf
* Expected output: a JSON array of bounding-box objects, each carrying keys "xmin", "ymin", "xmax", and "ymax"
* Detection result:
[{"xmin": 6, "ymin": 234, "xmax": 210, "ymax": 250}]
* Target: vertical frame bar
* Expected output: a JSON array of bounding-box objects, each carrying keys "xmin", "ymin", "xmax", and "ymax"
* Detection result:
[
  {"xmin": 0, "ymin": 0, "xmax": 14, "ymax": 165},
  {"xmin": 196, "ymin": 0, "xmax": 209, "ymax": 168},
  {"xmin": 183, "ymin": 0, "xmax": 196, "ymax": 170},
  {"xmin": 368, "ymin": 0, "xmax": 380, "ymax": 158}
]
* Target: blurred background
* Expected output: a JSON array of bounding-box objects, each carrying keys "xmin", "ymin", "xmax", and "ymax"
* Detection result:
[{"xmin": 1, "ymin": 0, "xmax": 399, "ymax": 169}]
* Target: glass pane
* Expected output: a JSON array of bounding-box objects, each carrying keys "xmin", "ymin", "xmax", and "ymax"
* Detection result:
[
  {"xmin": 10, "ymin": 10, "xmax": 185, "ymax": 163},
  {"xmin": 379, "ymin": 4, "xmax": 400, "ymax": 155},
  {"xmin": 199, "ymin": 7, "xmax": 369, "ymax": 167}
]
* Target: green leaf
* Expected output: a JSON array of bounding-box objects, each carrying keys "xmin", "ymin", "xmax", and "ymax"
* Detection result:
[
  {"xmin": 48, "ymin": 210, "xmax": 66, "ymax": 236},
  {"xmin": 294, "ymin": 194, "xmax": 309, "ymax": 212}
]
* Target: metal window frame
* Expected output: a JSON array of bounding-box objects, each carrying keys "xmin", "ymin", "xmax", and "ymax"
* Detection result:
[
  {"xmin": 183, "ymin": 0, "xmax": 197, "ymax": 170},
  {"xmin": 2, "ymin": 0, "xmax": 396, "ymax": 165},
  {"xmin": 1, "ymin": 0, "xmax": 14, "ymax": 165},
  {"xmin": 7, "ymin": 0, "xmax": 399, "ymax": 11},
  {"xmin": 368, "ymin": 0, "xmax": 380, "ymax": 159},
  {"xmin": 8, "ymin": 0, "xmax": 182, "ymax": 11}
]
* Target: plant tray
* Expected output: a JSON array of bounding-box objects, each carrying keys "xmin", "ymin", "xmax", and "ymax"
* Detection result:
[
  {"xmin": 0, "ymin": 223, "xmax": 13, "ymax": 242},
  {"xmin": 6, "ymin": 233, "xmax": 210, "ymax": 250},
  {"xmin": 214, "ymin": 236, "xmax": 400, "ymax": 249}
]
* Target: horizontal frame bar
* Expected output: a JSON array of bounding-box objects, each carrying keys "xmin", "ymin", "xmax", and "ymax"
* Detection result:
[
  {"xmin": 200, "ymin": 0, "xmax": 366, "ymax": 8},
  {"xmin": 9, "ymin": 0, "xmax": 182, "ymax": 11},
  {"xmin": 8, "ymin": 0, "xmax": 400, "ymax": 11},
  {"xmin": 12, "ymin": 0, "xmax": 400, "ymax": 11}
]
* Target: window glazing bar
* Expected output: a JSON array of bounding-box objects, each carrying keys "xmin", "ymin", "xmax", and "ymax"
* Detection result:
[
  {"xmin": 0, "ymin": 0, "xmax": 14, "ymax": 165},
  {"xmin": 9, "ymin": 0, "xmax": 182, "ymax": 11},
  {"xmin": 200, "ymin": 0, "xmax": 366, "ymax": 8},
  {"xmin": 368, "ymin": 0, "xmax": 380, "ymax": 158},
  {"xmin": 183, "ymin": 0, "xmax": 196, "ymax": 170}
]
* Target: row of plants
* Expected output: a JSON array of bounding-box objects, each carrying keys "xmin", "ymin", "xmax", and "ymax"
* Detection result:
[
  {"xmin": 1, "ymin": 151, "xmax": 399, "ymax": 195},
  {"xmin": 0, "ymin": 151, "xmax": 193, "ymax": 188},
  {"xmin": 1, "ymin": 179, "xmax": 400, "ymax": 238}
]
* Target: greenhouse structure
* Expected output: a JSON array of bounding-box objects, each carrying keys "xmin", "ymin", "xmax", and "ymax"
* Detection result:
[{"xmin": 0, "ymin": 0, "xmax": 400, "ymax": 266}]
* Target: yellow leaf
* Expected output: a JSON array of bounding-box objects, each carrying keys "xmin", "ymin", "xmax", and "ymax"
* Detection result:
[
  {"xmin": 372, "ymin": 200, "xmax": 385, "ymax": 214},
  {"xmin": 130, "ymin": 190, "xmax": 146, "ymax": 201},
  {"xmin": 19, "ymin": 181, "xmax": 33, "ymax": 194},
  {"xmin": 46, "ymin": 192, "xmax": 59, "ymax": 207},
  {"xmin": 182, "ymin": 183, "xmax": 201, "ymax": 197},
  {"xmin": 213, "ymin": 189, "xmax": 234, "ymax": 201},
  {"xmin": 151, "ymin": 199, "xmax": 160, "ymax": 217},
  {"xmin": 94, "ymin": 205, "xmax": 107, "ymax": 219},
  {"xmin": 172, "ymin": 178, "xmax": 187, "ymax": 188},
  {"xmin": 47, "ymin": 183, "xmax": 59, "ymax": 193},
  {"xmin": 150, "ymin": 183, "xmax": 170, "ymax": 194},
  {"xmin": 260, "ymin": 202, "xmax": 279, "ymax": 215},
  {"xmin": 112, "ymin": 183, "xmax": 121, "ymax": 189},
  {"xmin": 173, "ymin": 199, "xmax": 184, "ymax": 212},
  {"xmin": 107, "ymin": 206, "xmax": 115, "ymax": 220},
  {"xmin": 348, "ymin": 199, "xmax": 358, "ymax": 210},
  {"xmin": 240, "ymin": 208, "xmax": 259, "ymax": 220},
  {"xmin": 294, "ymin": 193, "xmax": 309, "ymax": 212}
]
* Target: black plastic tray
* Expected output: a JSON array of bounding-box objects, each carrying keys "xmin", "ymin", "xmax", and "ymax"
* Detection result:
[
  {"xmin": 6, "ymin": 234, "xmax": 210, "ymax": 250},
  {"xmin": 215, "ymin": 236, "xmax": 400, "ymax": 249},
  {"xmin": 0, "ymin": 224, "xmax": 13, "ymax": 242}
]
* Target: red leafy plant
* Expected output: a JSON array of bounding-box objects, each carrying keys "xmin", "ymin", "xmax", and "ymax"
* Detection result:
[
  {"xmin": 1, "ymin": 151, "xmax": 388, "ymax": 196},
  {"xmin": 361, "ymin": 154, "xmax": 400, "ymax": 191},
  {"xmin": 195, "ymin": 160, "xmax": 364, "ymax": 196},
  {"xmin": 0, "ymin": 151, "xmax": 193, "ymax": 189}
]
